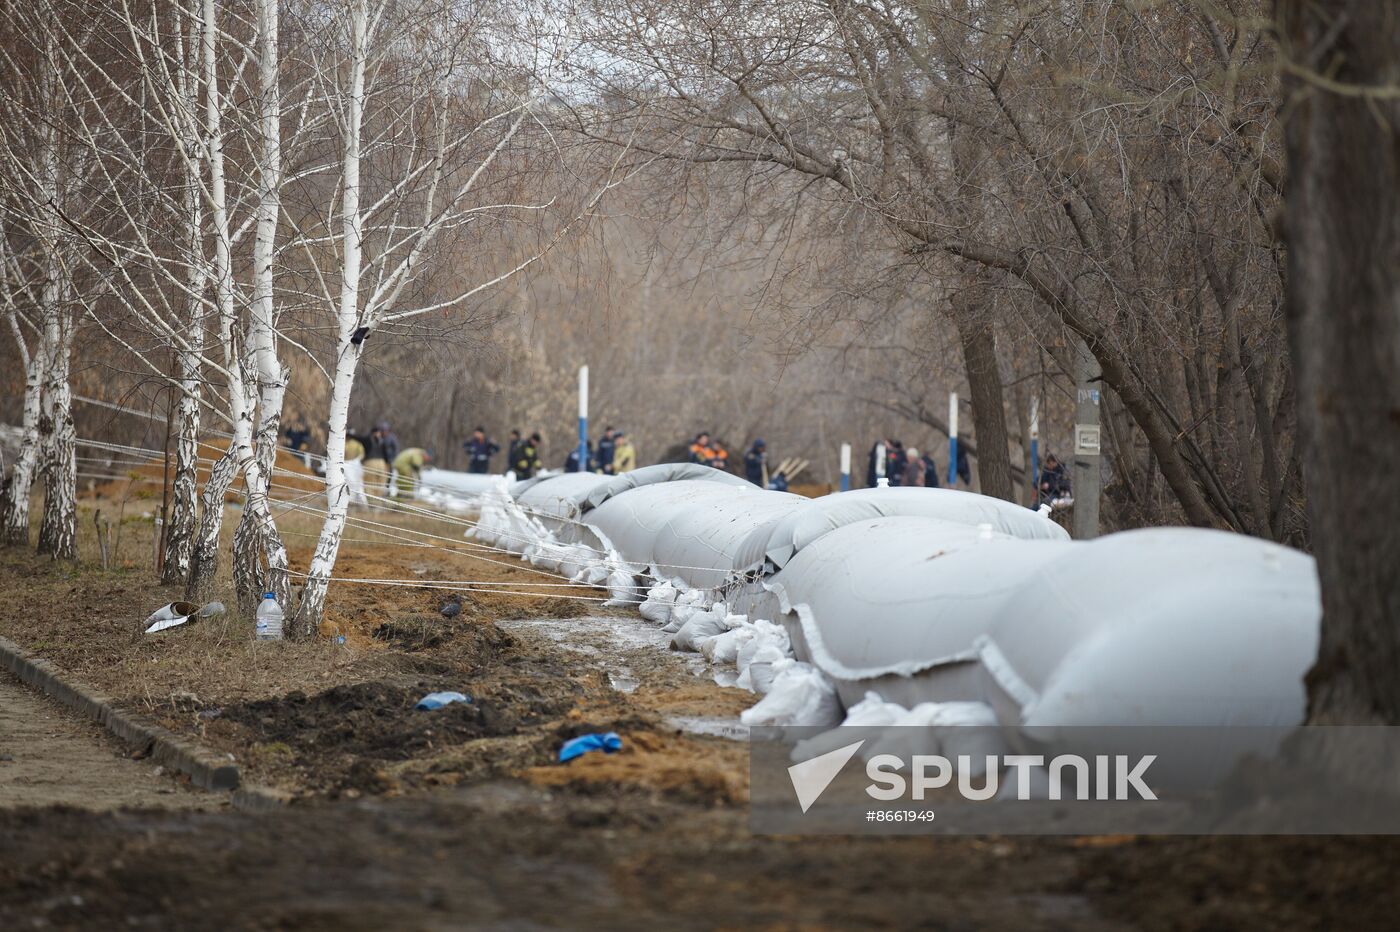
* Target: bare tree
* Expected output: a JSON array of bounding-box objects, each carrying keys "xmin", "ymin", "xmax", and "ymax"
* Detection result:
[{"xmin": 1277, "ymin": 0, "xmax": 1400, "ymax": 723}]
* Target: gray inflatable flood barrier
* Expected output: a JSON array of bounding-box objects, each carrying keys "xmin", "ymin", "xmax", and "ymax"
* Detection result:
[
  {"xmin": 767, "ymin": 519, "xmax": 1319, "ymax": 729},
  {"xmin": 501, "ymin": 472, "xmax": 1320, "ymax": 737}
]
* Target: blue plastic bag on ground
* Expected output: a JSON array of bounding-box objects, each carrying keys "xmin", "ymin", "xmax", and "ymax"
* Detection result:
[
  {"xmin": 416, "ymin": 691, "xmax": 471, "ymax": 711},
  {"xmin": 558, "ymin": 732, "xmax": 623, "ymax": 762}
]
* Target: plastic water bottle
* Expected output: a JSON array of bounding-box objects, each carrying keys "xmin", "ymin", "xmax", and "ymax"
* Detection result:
[{"xmin": 255, "ymin": 592, "xmax": 284, "ymax": 641}]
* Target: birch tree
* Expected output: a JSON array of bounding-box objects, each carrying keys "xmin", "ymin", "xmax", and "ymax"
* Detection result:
[
  {"xmin": 286, "ymin": 0, "xmax": 588, "ymax": 635},
  {"xmin": 230, "ymin": 0, "xmax": 292, "ymax": 616},
  {"xmin": 0, "ymin": 1, "xmax": 85, "ymax": 559}
]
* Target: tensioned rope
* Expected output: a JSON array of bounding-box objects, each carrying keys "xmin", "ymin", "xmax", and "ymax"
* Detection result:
[
  {"xmin": 65, "ymin": 412, "xmax": 736, "ymax": 581},
  {"xmin": 74, "ymin": 438, "xmax": 723, "ymax": 578},
  {"xmin": 67, "ymin": 436, "xmax": 656, "ymax": 597}
]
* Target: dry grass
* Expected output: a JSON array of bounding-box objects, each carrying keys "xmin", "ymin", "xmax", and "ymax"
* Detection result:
[{"xmin": 0, "ymin": 489, "xmax": 755, "ymax": 799}]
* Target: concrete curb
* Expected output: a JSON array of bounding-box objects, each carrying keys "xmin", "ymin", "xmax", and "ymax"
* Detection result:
[{"xmin": 0, "ymin": 633, "xmax": 285, "ymax": 808}]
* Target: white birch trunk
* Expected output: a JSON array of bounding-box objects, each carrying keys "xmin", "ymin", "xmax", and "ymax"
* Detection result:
[
  {"xmin": 36, "ymin": 310, "xmax": 76, "ymax": 560},
  {"xmin": 163, "ymin": 9, "xmax": 207, "ymax": 585},
  {"xmin": 232, "ymin": 0, "xmax": 290, "ymax": 615},
  {"xmin": 31, "ymin": 33, "xmax": 75, "ymax": 561},
  {"xmin": 292, "ymin": 0, "xmax": 368, "ymax": 636},
  {"xmin": 198, "ymin": 0, "xmax": 287, "ymax": 616},
  {"xmin": 1, "ymin": 310, "xmax": 51, "ymax": 545},
  {"xmin": 186, "ymin": 447, "xmax": 236, "ymax": 601}
]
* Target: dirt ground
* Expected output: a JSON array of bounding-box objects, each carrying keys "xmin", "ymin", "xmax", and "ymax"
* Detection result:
[{"xmin": 2, "ymin": 494, "xmax": 1400, "ymax": 928}]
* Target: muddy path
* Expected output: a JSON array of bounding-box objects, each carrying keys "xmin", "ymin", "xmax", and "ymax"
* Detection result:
[
  {"xmin": 4, "ymin": 783, "xmax": 1398, "ymax": 931},
  {"xmin": 0, "ymin": 671, "xmax": 215, "ymax": 811}
]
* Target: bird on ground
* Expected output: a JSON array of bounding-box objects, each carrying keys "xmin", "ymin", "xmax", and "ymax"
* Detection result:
[{"xmin": 439, "ymin": 593, "xmax": 463, "ymax": 619}]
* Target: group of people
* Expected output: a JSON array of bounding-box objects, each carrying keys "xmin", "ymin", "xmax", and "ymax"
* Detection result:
[
  {"xmin": 289, "ymin": 419, "xmax": 434, "ymax": 506},
  {"xmin": 688, "ymin": 432, "xmax": 729, "ymax": 471},
  {"xmin": 464, "ymin": 427, "xmax": 547, "ymax": 479},
  {"xmin": 463, "ymin": 425, "xmax": 640, "ymax": 477},
  {"xmin": 866, "ymin": 437, "xmax": 964, "ymax": 489},
  {"xmin": 689, "ymin": 433, "xmax": 788, "ymax": 490},
  {"xmin": 863, "ymin": 434, "xmax": 1073, "ymax": 508},
  {"xmin": 564, "ymin": 427, "xmax": 637, "ymax": 475}
]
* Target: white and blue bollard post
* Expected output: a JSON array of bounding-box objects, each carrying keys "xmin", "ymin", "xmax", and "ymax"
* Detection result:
[
  {"xmin": 839, "ymin": 442, "xmax": 851, "ymax": 492},
  {"xmin": 1029, "ymin": 396, "xmax": 1040, "ymax": 503},
  {"xmin": 577, "ymin": 364, "xmax": 589, "ymax": 473},
  {"xmin": 947, "ymin": 392, "xmax": 959, "ymax": 486},
  {"xmin": 875, "ymin": 441, "xmax": 888, "ymax": 488}
]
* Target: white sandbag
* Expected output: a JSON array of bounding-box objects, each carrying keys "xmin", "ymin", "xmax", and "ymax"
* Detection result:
[
  {"xmin": 739, "ymin": 659, "xmax": 842, "ymax": 727},
  {"xmin": 468, "ymin": 502, "xmax": 503, "ymax": 545},
  {"xmin": 526, "ymin": 540, "xmax": 564, "ymax": 572},
  {"xmin": 670, "ymin": 604, "xmax": 731, "ymax": 652},
  {"xmin": 663, "ymin": 589, "xmax": 706, "ymax": 633},
  {"xmin": 741, "ymin": 643, "xmax": 790, "ymax": 693},
  {"xmin": 789, "ymin": 691, "xmax": 907, "ymax": 761},
  {"xmin": 638, "ymin": 581, "xmax": 678, "ymax": 624},
  {"xmin": 861, "ymin": 701, "xmax": 1004, "ymax": 774},
  {"xmin": 557, "ymin": 545, "xmax": 595, "ymax": 583},
  {"xmin": 605, "ymin": 566, "xmax": 644, "ymax": 605},
  {"xmin": 735, "ymin": 620, "xmax": 792, "ymax": 675},
  {"xmin": 699, "ymin": 617, "xmax": 754, "ymax": 663}
]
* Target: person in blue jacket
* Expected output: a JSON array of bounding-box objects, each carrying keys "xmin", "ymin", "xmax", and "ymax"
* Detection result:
[
  {"xmin": 463, "ymin": 426, "xmax": 499, "ymax": 474},
  {"xmin": 744, "ymin": 439, "xmax": 768, "ymax": 486},
  {"xmin": 596, "ymin": 426, "xmax": 618, "ymax": 475},
  {"xmin": 921, "ymin": 451, "xmax": 941, "ymax": 488},
  {"xmin": 565, "ymin": 440, "xmax": 596, "ymax": 473}
]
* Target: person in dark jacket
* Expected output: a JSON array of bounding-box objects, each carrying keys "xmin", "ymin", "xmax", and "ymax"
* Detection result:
[
  {"xmin": 565, "ymin": 440, "xmax": 596, "ymax": 473},
  {"xmin": 1038, "ymin": 453, "xmax": 1070, "ymax": 505},
  {"xmin": 284, "ymin": 419, "xmax": 313, "ymax": 469},
  {"xmin": 887, "ymin": 440, "xmax": 908, "ymax": 487},
  {"xmin": 506, "ymin": 429, "xmax": 522, "ymax": 472},
  {"xmin": 463, "ymin": 426, "xmax": 499, "ymax": 474},
  {"xmin": 284, "ymin": 420, "xmax": 311, "ymax": 454},
  {"xmin": 514, "ymin": 432, "xmax": 543, "ymax": 478},
  {"xmin": 956, "ymin": 439, "xmax": 971, "ymax": 486},
  {"xmin": 375, "ymin": 421, "xmax": 400, "ymax": 465},
  {"xmin": 744, "ymin": 439, "xmax": 768, "ymax": 486},
  {"xmin": 362, "ymin": 422, "xmax": 398, "ymax": 495},
  {"xmin": 921, "ymin": 451, "xmax": 941, "ymax": 488},
  {"xmin": 597, "ymin": 427, "xmax": 618, "ymax": 475}
]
